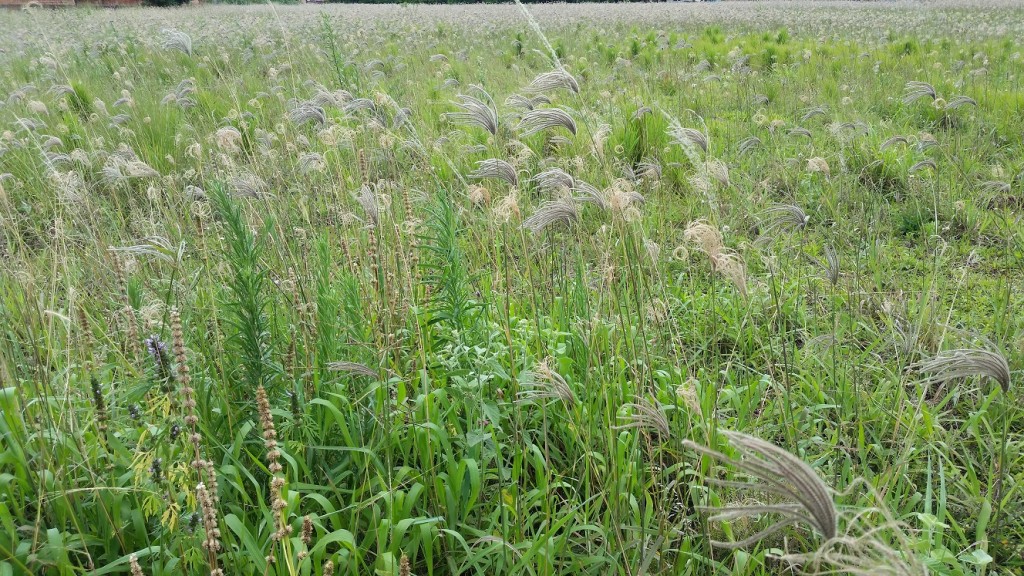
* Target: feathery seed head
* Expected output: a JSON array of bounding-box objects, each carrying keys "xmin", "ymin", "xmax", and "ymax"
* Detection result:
[
  {"xmin": 684, "ymin": 220, "xmax": 724, "ymax": 258},
  {"xmin": 903, "ymin": 81, "xmax": 937, "ymax": 105},
  {"xmin": 676, "ymin": 377, "xmax": 702, "ymax": 415},
  {"xmin": 806, "ymin": 157, "xmax": 830, "ymax": 175},
  {"xmin": 685, "ymin": 431, "xmax": 838, "ymax": 548},
  {"xmin": 531, "ymin": 168, "xmax": 576, "ymax": 195},
  {"xmin": 880, "ymin": 135, "xmax": 910, "ymax": 151},
  {"xmin": 944, "ymin": 95, "xmax": 978, "ymax": 110},
  {"xmin": 908, "ymin": 159, "xmax": 937, "ymax": 174},
  {"xmin": 708, "ymin": 159, "xmax": 730, "ymax": 186},
  {"xmin": 523, "ymin": 69, "xmax": 580, "ymax": 95},
  {"xmin": 914, "ymin": 348, "xmax": 1011, "ymax": 392},
  {"xmin": 711, "ymin": 251, "xmax": 748, "ymax": 297},
  {"xmin": 444, "ymin": 90, "xmax": 499, "ymax": 135},
  {"xmin": 161, "ymin": 29, "xmax": 193, "ymax": 56},
  {"xmin": 356, "ymin": 184, "xmax": 379, "ymax": 226},
  {"xmin": 505, "ymin": 93, "xmax": 551, "ymax": 111},
  {"xmin": 522, "ymin": 198, "xmax": 579, "ymax": 234},
  {"xmin": 469, "ymin": 158, "xmax": 518, "ymax": 187},
  {"xmin": 614, "ymin": 397, "xmax": 670, "ymax": 437},
  {"xmin": 573, "ymin": 180, "xmax": 607, "ymax": 211},
  {"xmin": 518, "ymin": 358, "xmax": 576, "ymax": 407},
  {"xmin": 288, "ymin": 104, "xmax": 327, "ymax": 127},
  {"xmin": 516, "ymin": 107, "xmax": 578, "ymax": 137},
  {"xmin": 467, "ymin": 185, "xmax": 491, "ymax": 207},
  {"xmin": 668, "ymin": 125, "xmax": 708, "ymax": 154},
  {"xmin": 738, "ymin": 136, "xmax": 761, "ymax": 156},
  {"xmin": 494, "ymin": 189, "xmax": 521, "ymax": 223},
  {"xmin": 758, "ymin": 203, "xmax": 810, "ymax": 239}
]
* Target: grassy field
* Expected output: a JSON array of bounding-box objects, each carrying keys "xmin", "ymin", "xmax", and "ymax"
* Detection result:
[{"xmin": 1, "ymin": 2, "xmax": 1023, "ymax": 575}]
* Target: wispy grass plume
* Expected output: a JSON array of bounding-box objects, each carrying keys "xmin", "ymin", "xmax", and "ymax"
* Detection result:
[
  {"xmin": 903, "ymin": 81, "xmax": 937, "ymax": 104},
  {"xmin": 505, "ymin": 93, "xmax": 551, "ymax": 111},
  {"xmin": 516, "ymin": 107, "xmax": 577, "ymax": 137},
  {"xmin": 757, "ymin": 203, "xmax": 809, "ymax": 239},
  {"xmin": 523, "ymin": 69, "xmax": 580, "ymax": 95},
  {"xmin": 288, "ymin": 104, "xmax": 327, "ymax": 127},
  {"xmin": 444, "ymin": 90, "xmax": 499, "ymax": 135},
  {"xmin": 469, "ymin": 158, "xmax": 518, "ymax": 186},
  {"xmin": 913, "ymin": 347, "xmax": 1011, "ymax": 392},
  {"xmin": 161, "ymin": 29, "xmax": 193, "ymax": 56},
  {"xmin": 684, "ymin": 430, "xmax": 838, "ymax": 548},
  {"xmin": 668, "ymin": 125, "xmax": 708, "ymax": 153},
  {"xmin": 531, "ymin": 167, "xmax": 576, "ymax": 194},
  {"xmin": 517, "ymin": 358, "xmax": 576, "ymax": 407},
  {"xmin": 944, "ymin": 95, "xmax": 978, "ymax": 110},
  {"xmin": 737, "ymin": 136, "xmax": 761, "ymax": 155},
  {"xmin": 614, "ymin": 397, "xmax": 669, "ymax": 437},
  {"xmin": 522, "ymin": 199, "xmax": 579, "ymax": 233}
]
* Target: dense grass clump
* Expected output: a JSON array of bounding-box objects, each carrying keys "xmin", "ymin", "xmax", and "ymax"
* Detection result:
[{"xmin": 0, "ymin": 3, "xmax": 1022, "ymax": 575}]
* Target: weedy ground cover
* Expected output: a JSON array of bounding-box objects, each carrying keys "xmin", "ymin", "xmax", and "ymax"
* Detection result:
[{"xmin": 0, "ymin": 2, "xmax": 1022, "ymax": 575}]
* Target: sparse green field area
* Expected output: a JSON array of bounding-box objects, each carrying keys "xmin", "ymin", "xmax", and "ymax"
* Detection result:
[{"xmin": 1, "ymin": 2, "xmax": 1023, "ymax": 575}]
